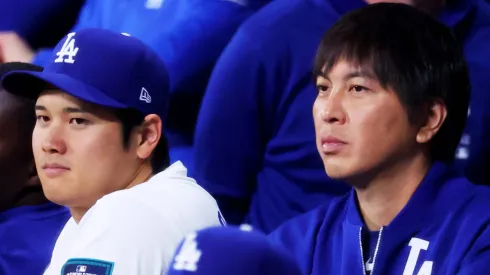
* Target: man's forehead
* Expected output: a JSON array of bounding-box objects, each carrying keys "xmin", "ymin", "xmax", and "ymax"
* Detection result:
[
  {"xmin": 37, "ymin": 89, "xmax": 99, "ymax": 110},
  {"xmin": 35, "ymin": 89, "xmax": 119, "ymax": 121}
]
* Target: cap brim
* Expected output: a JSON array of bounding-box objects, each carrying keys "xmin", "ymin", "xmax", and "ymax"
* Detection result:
[{"xmin": 1, "ymin": 71, "xmax": 127, "ymax": 109}]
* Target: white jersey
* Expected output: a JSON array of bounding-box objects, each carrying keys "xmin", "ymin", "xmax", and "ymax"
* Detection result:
[{"xmin": 43, "ymin": 161, "xmax": 224, "ymax": 275}]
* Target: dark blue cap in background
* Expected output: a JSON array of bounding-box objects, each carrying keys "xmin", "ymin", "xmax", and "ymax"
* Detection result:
[{"xmin": 167, "ymin": 225, "xmax": 302, "ymax": 275}]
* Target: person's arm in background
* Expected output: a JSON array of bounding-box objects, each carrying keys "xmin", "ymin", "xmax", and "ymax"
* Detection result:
[
  {"xmin": 193, "ymin": 27, "xmax": 271, "ymax": 225},
  {"xmin": 0, "ymin": 0, "xmax": 97, "ymax": 66}
]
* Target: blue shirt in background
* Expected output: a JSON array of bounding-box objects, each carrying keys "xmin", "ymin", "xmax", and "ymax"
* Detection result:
[
  {"xmin": 447, "ymin": 0, "xmax": 490, "ymax": 185},
  {"xmin": 0, "ymin": 203, "xmax": 70, "ymax": 275},
  {"xmin": 268, "ymin": 162, "xmax": 490, "ymax": 275}
]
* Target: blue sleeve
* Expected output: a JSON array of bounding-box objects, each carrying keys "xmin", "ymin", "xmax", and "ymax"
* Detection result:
[
  {"xmin": 192, "ymin": 28, "xmax": 267, "ymax": 224},
  {"xmin": 32, "ymin": 0, "xmax": 98, "ymax": 66},
  {"xmin": 458, "ymin": 226, "xmax": 490, "ymax": 274}
]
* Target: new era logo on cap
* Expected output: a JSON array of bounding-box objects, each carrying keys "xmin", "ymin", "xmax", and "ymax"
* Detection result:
[
  {"xmin": 140, "ymin": 87, "xmax": 152, "ymax": 103},
  {"xmin": 1, "ymin": 28, "xmax": 170, "ymax": 122}
]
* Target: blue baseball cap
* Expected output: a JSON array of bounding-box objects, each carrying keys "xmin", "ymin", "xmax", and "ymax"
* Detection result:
[
  {"xmin": 0, "ymin": 28, "xmax": 170, "ymax": 120},
  {"xmin": 167, "ymin": 225, "xmax": 302, "ymax": 275}
]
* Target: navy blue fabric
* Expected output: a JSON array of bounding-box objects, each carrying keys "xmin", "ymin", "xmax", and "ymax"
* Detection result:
[{"xmin": 0, "ymin": 0, "xmax": 84, "ymax": 49}]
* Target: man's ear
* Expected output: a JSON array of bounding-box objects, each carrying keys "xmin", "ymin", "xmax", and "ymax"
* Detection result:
[
  {"xmin": 416, "ymin": 98, "xmax": 447, "ymax": 144},
  {"xmin": 135, "ymin": 114, "xmax": 162, "ymax": 160}
]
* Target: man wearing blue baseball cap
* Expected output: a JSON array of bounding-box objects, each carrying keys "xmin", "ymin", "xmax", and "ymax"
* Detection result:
[
  {"xmin": 167, "ymin": 225, "xmax": 302, "ymax": 275},
  {"xmin": 0, "ymin": 28, "xmax": 225, "ymax": 275}
]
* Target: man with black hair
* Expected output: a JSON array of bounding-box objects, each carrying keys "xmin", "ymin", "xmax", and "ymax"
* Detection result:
[
  {"xmin": 0, "ymin": 62, "xmax": 70, "ymax": 275},
  {"xmin": 1, "ymin": 29, "xmax": 223, "ymax": 275},
  {"xmin": 194, "ymin": 0, "xmax": 490, "ymax": 234},
  {"xmin": 269, "ymin": 3, "xmax": 490, "ymax": 275}
]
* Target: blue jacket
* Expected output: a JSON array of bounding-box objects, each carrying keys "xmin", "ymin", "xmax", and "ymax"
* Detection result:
[
  {"xmin": 32, "ymin": 0, "xmax": 269, "ymax": 172},
  {"xmin": 193, "ymin": 0, "xmax": 490, "ymax": 234},
  {"xmin": 268, "ymin": 162, "xmax": 490, "ymax": 275},
  {"xmin": 0, "ymin": 203, "xmax": 70, "ymax": 275}
]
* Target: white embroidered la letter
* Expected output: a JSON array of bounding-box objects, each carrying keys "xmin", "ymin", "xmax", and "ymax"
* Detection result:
[
  {"xmin": 172, "ymin": 232, "xmax": 202, "ymax": 271},
  {"xmin": 55, "ymin": 32, "xmax": 79, "ymax": 64},
  {"xmin": 403, "ymin": 238, "xmax": 433, "ymax": 275}
]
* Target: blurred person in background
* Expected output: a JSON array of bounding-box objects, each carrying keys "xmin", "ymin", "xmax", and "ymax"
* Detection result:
[
  {"xmin": 269, "ymin": 4, "xmax": 490, "ymax": 274},
  {"xmin": 0, "ymin": 62, "xmax": 70, "ymax": 275},
  {"xmin": 193, "ymin": 0, "xmax": 490, "ymax": 233},
  {"xmin": 167, "ymin": 225, "xmax": 301, "ymax": 275},
  {"xmin": 0, "ymin": 0, "xmax": 84, "ymax": 58},
  {"xmin": 1, "ymin": 29, "xmax": 224, "ymax": 275},
  {"xmin": 0, "ymin": 0, "xmax": 272, "ymax": 173}
]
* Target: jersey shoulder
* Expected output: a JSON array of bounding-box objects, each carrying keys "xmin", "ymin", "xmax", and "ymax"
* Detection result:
[{"xmin": 90, "ymin": 161, "xmax": 222, "ymax": 230}]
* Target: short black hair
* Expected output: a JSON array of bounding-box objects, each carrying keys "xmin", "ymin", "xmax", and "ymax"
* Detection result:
[
  {"xmin": 314, "ymin": 3, "xmax": 470, "ymax": 163},
  {"xmin": 113, "ymin": 108, "xmax": 170, "ymax": 173},
  {"xmin": 0, "ymin": 62, "xmax": 43, "ymax": 80}
]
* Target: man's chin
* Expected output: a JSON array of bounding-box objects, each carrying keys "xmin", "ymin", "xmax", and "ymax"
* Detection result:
[{"xmin": 324, "ymin": 161, "xmax": 353, "ymax": 181}]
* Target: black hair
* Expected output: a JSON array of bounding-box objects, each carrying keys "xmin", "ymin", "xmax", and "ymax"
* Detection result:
[
  {"xmin": 314, "ymin": 3, "xmax": 470, "ymax": 163},
  {"xmin": 113, "ymin": 108, "xmax": 170, "ymax": 173},
  {"xmin": 0, "ymin": 62, "xmax": 43, "ymax": 134}
]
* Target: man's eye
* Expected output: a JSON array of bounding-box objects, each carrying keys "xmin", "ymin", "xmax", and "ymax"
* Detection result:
[
  {"xmin": 36, "ymin": 115, "xmax": 50, "ymax": 122},
  {"xmin": 70, "ymin": 118, "xmax": 88, "ymax": 125},
  {"xmin": 317, "ymin": 85, "xmax": 329, "ymax": 93},
  {"xmin": 349, "ymin": 85, "xmax": 369, "ymax": 93}
]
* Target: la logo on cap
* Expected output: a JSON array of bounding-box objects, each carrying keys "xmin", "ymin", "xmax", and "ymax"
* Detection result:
[{"xmin": 54, "ymin": 32, "xmax": 79, "ymax": 64}]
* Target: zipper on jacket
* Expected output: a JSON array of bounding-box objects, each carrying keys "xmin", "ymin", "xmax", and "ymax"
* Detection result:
[{"xmin": 359, "ymin": 226, "xmax": 384, "ymax": 275}]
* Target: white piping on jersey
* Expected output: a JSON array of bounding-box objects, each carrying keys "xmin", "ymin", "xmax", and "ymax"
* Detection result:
[{"xmin": 359, "ymin": 226, "xmax": 384, "ymax": 275}]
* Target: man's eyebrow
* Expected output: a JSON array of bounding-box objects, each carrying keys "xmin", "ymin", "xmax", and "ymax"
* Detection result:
[
  {"xmin": 343, "ymin": 70, "xmax": 377, "ymax": 81},
  {"xmin": 34, "ymin": 105, "xmax": 46, "ymax": 111},
  {"xmin": 63, "ymin": 107, "xmax": 88, "ymax": 113},
  {"xmin": 34, "ymin": 105, "xmax": 89, "ymax": 113},
  {"xmin": 316, "ymin": 68, "xmax": 378, "ymax": 82}
]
